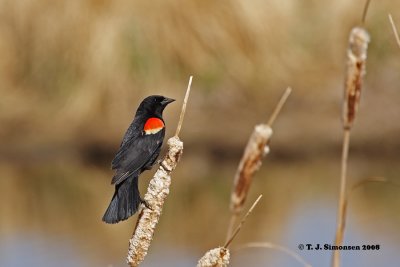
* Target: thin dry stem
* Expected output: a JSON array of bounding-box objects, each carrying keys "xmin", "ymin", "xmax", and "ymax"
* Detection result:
[
  {"xmin": 175, "ymin": 75, "xmax": 193, "ymax": 137},
  {"xmin": 389, "ymin": 14, "xmax": 400, "ymax": 49},
  {"xmin": 361, "ymin": 0, "xmax": 372, "ymax": 25},
  {"xmin": 332, "ymin": 129, "xmax": 350, "ymax": 267},
  {"xmin": 237, "ymin": 242, "xmax": 312, "ymax": 267},
  {"xmin": 267, "ymin": 87, "xmax": 292, "ymax": 127},
  {"xmin": 345, "ymin": 177, "xmax": 400, "ymax": 216},
  {"xmin": 226, "ymin": 213, "xmax": 239, "ymax": 247},
  {"xmin": 224, "ymin": 194, "xmax": 262, "ymax": 248},
  {"xmin": 197, "ymin": 195, "xmax": 262, "ymax": 267},
  {"xmin": 350, "ymin": 177, "xmax": 387, "ymax": 194}
]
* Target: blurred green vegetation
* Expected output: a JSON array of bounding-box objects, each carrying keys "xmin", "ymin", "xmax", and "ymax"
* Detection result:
[{"xmin": 1, "ymin": 0, "xmax": 400, "ymax": 266}]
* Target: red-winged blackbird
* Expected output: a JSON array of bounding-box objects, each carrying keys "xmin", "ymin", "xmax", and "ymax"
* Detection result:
[{"xmin": 102, "ymin": 95, "xmax": 175, "ymax": 224}]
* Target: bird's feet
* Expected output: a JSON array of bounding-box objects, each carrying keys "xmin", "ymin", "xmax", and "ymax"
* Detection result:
[
  {"xmin": 158, "ymin": 159, "xmax": 171, "ymax": 171},
  {"xmin": 140, "ymin": 198, "xmax": 152, "ymax": 210},
  {"xmin": 143, "ymin": 165, "xmax": 153, "ymax": 171}
]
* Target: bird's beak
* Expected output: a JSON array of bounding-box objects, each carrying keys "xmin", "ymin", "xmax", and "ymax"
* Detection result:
[{"xmin": 161, "ymin": 97, "xmax": 175, "ymax": 106}]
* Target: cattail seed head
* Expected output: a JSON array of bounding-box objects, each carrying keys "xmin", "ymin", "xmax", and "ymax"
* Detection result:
[
  {"xmin": 127, "ymin": 137, "xmax": 183, "ymax": 266},
  {"xmin": 342, "ymin": 27, "xmax": 370, "ymax": 130},
  {"xmin": 229, "ymin": 124, "xmax": 272, "ymax": 214}
]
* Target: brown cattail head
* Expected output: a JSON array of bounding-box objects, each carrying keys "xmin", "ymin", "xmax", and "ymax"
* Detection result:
[
  {"xmin": 342, "ymin": 27, "xmax": 370, "ymax": 130},
  {"xmin": 229, "ymin": 124, "xmax": 272, "ymax": 214}
]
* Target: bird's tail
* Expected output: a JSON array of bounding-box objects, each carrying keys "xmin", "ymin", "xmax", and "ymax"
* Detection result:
[{"xmin": 102, "ymin": 175, "xmax": 141, "ymax": 224}]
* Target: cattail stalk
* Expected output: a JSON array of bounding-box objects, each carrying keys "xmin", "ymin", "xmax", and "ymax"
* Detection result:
[
  {"xmin": 388, "ymin": 14, "xmax": 400, "ymax": 49},
  {"xmin": 127, "ymin": 136, "xmax": 183, "ymax": 266},
  {"xmin": 226, "ymin": 88, "xmax": 291, "ymax": 241},
  {"xmin": 332, "ymin": 26, "xmax": 370, "ymax": 267},
  {"xmin": 126, "ymin": 76, "xmax": 193, "ymax": 266}
]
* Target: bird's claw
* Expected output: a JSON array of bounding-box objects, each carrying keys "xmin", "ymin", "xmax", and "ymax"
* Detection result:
[
  {"xmin": 159, "ymin": 160, "xmax": 171, "ymax": 171},
  {"xmin": 140, "ymin": 198, "xmax": 152, "ymax": 210}
]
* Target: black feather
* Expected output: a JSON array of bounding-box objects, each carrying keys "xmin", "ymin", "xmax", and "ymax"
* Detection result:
[
  {"xmin": 102, "ymin": 175, "xmax": 141, "ymax": 224},
  {"xmin": 111, "ymin": 130, "xmax": 164, "ymax": 185}
]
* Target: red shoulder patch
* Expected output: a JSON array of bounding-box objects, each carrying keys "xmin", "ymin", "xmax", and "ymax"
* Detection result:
[{"xmin": 144, "ymin": 117, "xmax": 164, "ymax": 134}]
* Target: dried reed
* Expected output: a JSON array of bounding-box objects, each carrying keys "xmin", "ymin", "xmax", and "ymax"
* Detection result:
[
  {"xmin": 224, "ymin": 194, "xmax": 263, "ymax": 249},
  {"xmin": 126, "ymin": 76, "xmax": 193, "ymax": 266},
  {"xmin": 388, "ymin": 14, "xmax": 400, "ymax": 49},
  {"xmin": 332, "ymin": 16, "xmax": 370, "ymax": 267},
  {"xmin": 226, "ymin": 88, "xmax": 291, "ymax": 241}
]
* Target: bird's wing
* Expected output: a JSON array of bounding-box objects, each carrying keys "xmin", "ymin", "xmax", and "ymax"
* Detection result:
[
  {"xmin": 111, "ymin": 122, "xmax": 140, "ymax": 169},
  {"xmin": 111, "ymin": 129, "xmax": 164, "ymax": 185}
]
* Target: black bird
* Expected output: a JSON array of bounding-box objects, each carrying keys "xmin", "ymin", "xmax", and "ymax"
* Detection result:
[{"xmin": 102, "ymin": 95, "xmax": 175, "ymax": 224}]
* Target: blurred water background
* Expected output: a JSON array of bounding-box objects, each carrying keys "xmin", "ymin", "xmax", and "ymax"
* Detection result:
[{"xmin": 1, "ymin": 0, "xmax": 400, "ymax": 266}]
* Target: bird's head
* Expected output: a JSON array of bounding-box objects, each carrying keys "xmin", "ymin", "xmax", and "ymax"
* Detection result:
[{"xmin": 137, "ymin": 95, "xmax": 175, "ymax": 117}]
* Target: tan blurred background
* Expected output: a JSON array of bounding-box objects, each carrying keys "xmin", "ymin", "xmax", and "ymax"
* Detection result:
[{"xmin": 0, "ymin": 0, "xmax": 399, "ymax": 266}]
